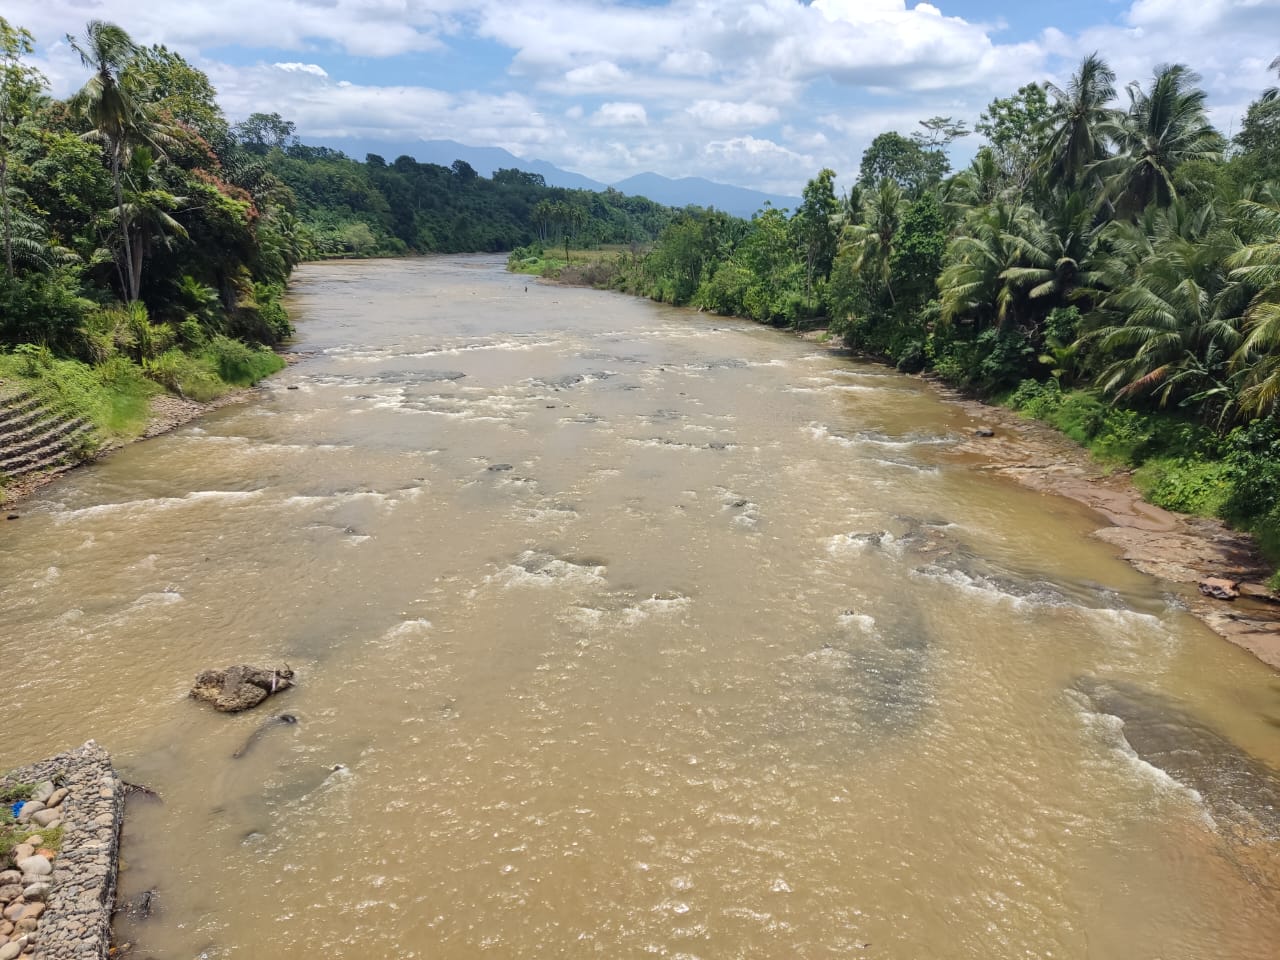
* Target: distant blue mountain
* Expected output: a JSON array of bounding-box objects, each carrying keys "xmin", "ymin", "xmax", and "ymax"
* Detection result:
[
  {"xmin": 611, "ymin": 172, "xmax": 797, "ymax": 217},
  {"xmin": 315, "ymin": 137, "xmax": 797, "ymax": 218}
]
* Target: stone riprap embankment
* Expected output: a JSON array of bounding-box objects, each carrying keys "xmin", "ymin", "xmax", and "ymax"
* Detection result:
[{"xmin": 0, "ymin": 742, "xmax": 122, "ymax": 959}]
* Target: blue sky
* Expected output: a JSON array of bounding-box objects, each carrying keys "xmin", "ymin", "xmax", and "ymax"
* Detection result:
[{"xmin": 9, "ymin": 0, "xmax": 1280, "ymax": 194}]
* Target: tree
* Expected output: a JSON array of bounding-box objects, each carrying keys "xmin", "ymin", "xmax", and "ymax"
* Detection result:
[
  {"xmin": 839, "ymin": 178, "xmax": 906, "ymax": 306},
  {"xmin": 793, "ymin": 167, "xmax": 839, "ymax": 306},
  {"xmin": 126, "ymin": 45, "xmax": 228, "ymax": 151},
  {"xmin": 1088, "ymin": 201, "xmax": 1247, "ymax": 414},
  {"xmin": 67, "ymin": 19, "xmax": 172, "ymax": 303},
  {"xmin": 1227, "ymin": 192, "xmax": 1280, "ymax": 415},
  {"xmin": 1041, "ymin": 53, "xmax": 1117, "ymax": 187},
  {"xmin": 109, "ymin": 146, "xmax": 187, "ymax": 300},
  {"xmin": 1094, "ymin": 64, "xmax": 1222, "ymax": 217},
  {"xmin": 976, "ymin": 84, "xmax": 1052, "ymax": 192},
  {"xmin": 858, "ymin": 132, "xmax": 948, "ymax": 198},
  {"xmin": 912, "ymin": 116, "xmax": 970, "ymax": 149},
  {"xmin": 233, "ymin": 112, "xmax": 296, "ymax": 153},
  {"xmin": 0, "ymin": 16, "xmax": 44, "ymax": 279}
]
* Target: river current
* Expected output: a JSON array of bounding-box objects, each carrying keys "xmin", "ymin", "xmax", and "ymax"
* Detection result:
[{"xmin": 3, "ymin": 256, "xmax": 1279, "ymax": 958}]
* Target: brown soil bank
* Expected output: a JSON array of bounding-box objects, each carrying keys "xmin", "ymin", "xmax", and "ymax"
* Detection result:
[{"xmin": 946, "ymin": 392, "xmax": 1280, "ymax": 670}]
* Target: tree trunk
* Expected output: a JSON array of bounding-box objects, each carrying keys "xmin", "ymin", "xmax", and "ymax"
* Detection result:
[{"xmin": 113, "ymin": 144, "xmax": 137, "ymax": 302}]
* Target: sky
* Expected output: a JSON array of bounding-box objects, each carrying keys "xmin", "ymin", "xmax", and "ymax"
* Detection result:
[{"xmin": 7, "ymin": 0, "xmax": 1280, "ymax": 195}]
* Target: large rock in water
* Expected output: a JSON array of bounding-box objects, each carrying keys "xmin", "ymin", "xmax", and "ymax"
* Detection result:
[{"xmin": 190, "ymin": 665, "xmax": 294, "ymax": 712}]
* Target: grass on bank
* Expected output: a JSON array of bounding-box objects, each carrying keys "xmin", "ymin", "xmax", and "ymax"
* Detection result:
[
  {"xmin": 1006, "ymin": 379, "xmax": 1280, "ymax": 583},
  {"xmin": 0, "ymin": 335, "xmax": 285, "ymax": 444},
  {"xmin": 507, "ymin": 243, "xmax": 643, "ymax": 281}
]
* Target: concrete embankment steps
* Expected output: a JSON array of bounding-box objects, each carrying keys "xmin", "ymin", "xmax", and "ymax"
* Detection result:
[{"xmin": 0, "ymin": 385, "xmax": 98, "ymax": 483}]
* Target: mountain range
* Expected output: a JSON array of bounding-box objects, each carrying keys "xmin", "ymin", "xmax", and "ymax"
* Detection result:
[{"xmin": 320, "ymin": 138, "xmax": 800, "ymax": 217}]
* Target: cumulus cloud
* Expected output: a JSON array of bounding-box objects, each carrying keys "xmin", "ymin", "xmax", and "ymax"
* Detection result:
[
  {"xmin": 8, "ymin": 0, "xmax": 1280, "ymax": 193},
  {"xmin": 589, "ymin": 102, "xmax": 648, "ymax": 127},
  {"xmin": 685, "ymin": 100, "xmax": 780, "ymax": 129}
]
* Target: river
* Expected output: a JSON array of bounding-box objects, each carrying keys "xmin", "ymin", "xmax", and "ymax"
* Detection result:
[{"xmin": 3, "ymin": 256, "xmax": 1279, "ymax": 958}]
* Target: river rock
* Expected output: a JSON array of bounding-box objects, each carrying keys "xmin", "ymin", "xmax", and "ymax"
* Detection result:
[
  {"xmin": 44, "ymin": 788, "xmax": 67, "ymax": 809},
  {"xmin": 14, "ymin": 803, "xmax": 42, "ymax": 824},
  {"xmin": 974, "ymin": 426, "xmax": 995, "ymax": 437},
  {"xmin": 0, "ymin": 903, "xmax": 21, "ymax": 923},
  {"xmin": 0, "ymin": 936, "xmax": 25, "ymax": 960},
  {"xmin": 8, "ymin": 848, "xmax": 32, "ymax": 866},
  {"xmin": 190, "ymin": 664, "xmax": 295, "ymax": 712},
  {"xmin": 1198, "ymin": 577, "xmax": 1240, "ymax": 600},
  {"xmin": 14, "ymin": 858, "xmax": 48, "ymax": 879},
  {"xmin": 30, "ymin": 783, "xmax": 53, "ymax": 804},
  {"xmin": 1237, "ymin": 582, "xmax": 1279, "ymax": 603},
  {"xmin": 19, "ymin": 884, "xmax": 46, "ymax": 902},
  {"xmin": 29, "ymin": 809, "xmax": 59, "ymax": 828},
  {"xmin": 17, "ymin": 903, "xmax": 42, "ymax": 922},
  {"xmin": 0, "ymin": 875, "xmax": 17, "ymax": 889},
  {"xmin": 0, "ymin": 887, "xmax": 18, "ymax": 905}
]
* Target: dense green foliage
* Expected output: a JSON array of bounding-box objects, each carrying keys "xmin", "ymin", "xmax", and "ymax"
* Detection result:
[
  {"xmin": 0, "ymin": 16, "xmax": 675, "ymax": 439},
  {"xmin": 545, "ymin": 56, "xmax": 1280, "ymax": 566},
  {"xmin": 0, "ymin": 16, "xmax": 297, "ymax": 418}
]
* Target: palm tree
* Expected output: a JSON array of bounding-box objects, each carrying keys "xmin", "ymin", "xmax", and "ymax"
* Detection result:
[
  {"xmin": 839, "ymin": 178, "xmax": 905, "ymax": 305},
  {"xmin": 1041, "ymin": 53, "xmax": 1117, "ymax": 188},
  {"xmin": 1094, "ymin": 64, "xmax": 1222, "ymax": 217},
  {"xmin": 937, "ymin": 199, "xmax": 1034, "ymax": 327},
  {"xmin": 1226, "ymin": 190, "xmax": 1280, "ymax": 415},
  {"xmin": 1086, "ymin": 200, "xmax": 1248, "ymax": 415},
  {"xmin": 1262, "ymin": 55, "xmax": 1280, "ymax": 103},
  {"xmin": 1001, "ymin": 188, "xmax": 1105, "ymax": 311},
  {"xmin": 67, "ymin": 20, "xmax": 173, "ymax": 303},
  {"xmin": 108, "ymin": 146, "xmax": 187, "ymax": 300}
]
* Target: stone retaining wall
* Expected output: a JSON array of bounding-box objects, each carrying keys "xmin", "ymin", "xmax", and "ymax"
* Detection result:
[{"xmin": 1, "ymin": 742, "xmax": 123, "ymax": 959}]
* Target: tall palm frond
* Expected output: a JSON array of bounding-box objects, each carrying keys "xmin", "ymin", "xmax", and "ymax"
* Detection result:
[
  {"xmin": 1093, "ymin": 64, "xmax": 1222, "ymax": 217},
  {"xmin": 1040, "ymin": 53, "xmax": 1117, "ymax": 187}
]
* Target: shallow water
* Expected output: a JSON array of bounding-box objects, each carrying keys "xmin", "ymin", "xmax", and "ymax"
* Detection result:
[{"xmin": 3, "ymin": 256, "xmax": 1279, "ymax": 958}]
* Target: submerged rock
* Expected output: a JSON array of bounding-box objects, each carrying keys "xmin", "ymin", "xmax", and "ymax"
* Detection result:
[
  {"xmin": 1073, "ymin": 677, "xmax": 1280, "ymax": 840},
  {"xmin": 190, "ymin": 665, "xmax": 295, "ymax": 713},
  {"xmin": 1198, "ymin": 577, "xmax": 1240, "ymax": 600}
]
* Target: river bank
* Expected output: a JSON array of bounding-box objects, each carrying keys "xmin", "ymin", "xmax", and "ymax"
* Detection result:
[{"xmin": 0, "ymin": 388, "xmax": 257, "ymax": 509}]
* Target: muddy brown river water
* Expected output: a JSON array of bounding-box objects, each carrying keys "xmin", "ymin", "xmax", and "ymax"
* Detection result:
[{"xmin": 3, "ymin": 256, "xmax": 1280, "ymax": 958}]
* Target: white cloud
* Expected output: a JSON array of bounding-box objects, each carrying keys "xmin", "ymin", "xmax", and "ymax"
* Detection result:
[
  {"xmin": 274, "ymin": 62, "xmax": 328, "ymax": 78},
  {"xmin": 9, "ymin": 0, "xmax": 1280, "ymax": 194},
  {"xmin": 563, "ymin": 60, "xmax": 629, "ymax": 90},
  {"xmin": 590, "ymin": 102, "xmax": 648, "ymax": 127},
  {"xmin": 685, "ymin": 100, "xmax": 779, "ymax": 129}
]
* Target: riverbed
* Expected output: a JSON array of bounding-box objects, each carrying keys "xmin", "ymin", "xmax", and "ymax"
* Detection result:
[{"xmin": 3, "ymin": 256, "xmax": 1278, "ymax": 958}]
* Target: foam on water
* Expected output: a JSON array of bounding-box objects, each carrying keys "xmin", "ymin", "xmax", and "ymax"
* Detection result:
[
  {"xmin": 52, "ymin": 489, "xmax": 262, "ymax": 524},
  {"xmin": 488, "ymin": 550, "xmax": 608, "ymax": 589}
]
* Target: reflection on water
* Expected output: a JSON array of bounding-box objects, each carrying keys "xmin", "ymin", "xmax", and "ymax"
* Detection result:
[{"xmin": 2, "ymin": 256, "xmax": 1279, "ymax": 958}]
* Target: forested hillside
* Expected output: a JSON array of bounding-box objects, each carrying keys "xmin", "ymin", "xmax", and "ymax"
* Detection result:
[{"xmin": 0, "ymin": 16, "xmax": 675, "ymax": 450}]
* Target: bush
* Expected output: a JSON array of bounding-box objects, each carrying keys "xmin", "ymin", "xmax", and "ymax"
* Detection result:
[
  {"xmin": 1135, "ymin": 458, "xmax": 1230, "ymax": 516},
  {"xmin": 202, "ymin": 336, "xmax": 286, "ymax": 386}
]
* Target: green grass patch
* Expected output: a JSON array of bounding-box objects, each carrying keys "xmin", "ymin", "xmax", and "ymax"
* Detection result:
[
  {"xmin": 0, "ymin": 349, "xmax": 159, "ymax": 441},
  {"xmin": 1133, "ymin": 458, "xmax": 1231, "ymax": 517}
]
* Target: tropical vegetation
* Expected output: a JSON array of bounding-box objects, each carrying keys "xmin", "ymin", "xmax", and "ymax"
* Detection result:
[{"xmin": 538, "ymin": 58, "xmax": 1280, "ymax": 573}]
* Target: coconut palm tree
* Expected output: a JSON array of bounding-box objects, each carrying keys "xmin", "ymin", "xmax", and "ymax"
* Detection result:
[
  {"xmin": 67, "ymin": 20, "xmax": 174, "ymax": 303},
  {"xmin": 1041, "ymin": 53, "xmax": 1118, "ymax": 188},
  {"xmin": 107, "ymin": 146, "xmax": 187, "ymax": 300},
  {"xmin": 1001, "ymin": 188, "xmax": 1106, "ymax": 311},
  {"xmin": 838, "ymin": 178, "xmax": 905, "ymax": 305},
  {"xmin": 1262, "ymin": 55, "xmax": 1280, "ymax": 103},
  {"xmin": 1094, "ymin": 64, "xmax": 1223, "ymax": 218},
  {"xmin": 1227, "ymin": 190, "xmax": 1280, "ymax": 415},
  {"xmin": 937, "ymin": 199, "xmax": 1034, "ymax": 327},
  {"xmin": 1086, "ymin": 200, "xmax": 1248, "ymax": 414}
]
